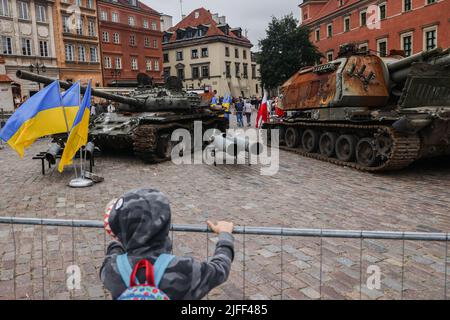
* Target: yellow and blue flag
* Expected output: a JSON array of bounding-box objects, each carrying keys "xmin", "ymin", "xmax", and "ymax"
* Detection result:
[
  {"xmin": 61, "ymin": 82, "xmax": 81, "ymax": 128},
  {"xmin": 58, "ymin": 81, "xmax": 92, "ymax": 173},
  {"xmin": 0, "ymin": 81, "xmax": 70, "ymax": 158}
]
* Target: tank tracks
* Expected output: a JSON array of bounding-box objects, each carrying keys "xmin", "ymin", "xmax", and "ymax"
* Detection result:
[{"xmin": 266, "ymin": 121, "xmax": 421, "ymax": 172}]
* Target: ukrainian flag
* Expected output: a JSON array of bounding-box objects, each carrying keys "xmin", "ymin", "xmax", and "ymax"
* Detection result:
[
  {"xmin": 58, "ymin": 81, "xmax": 92, "ymax": 173},
  {"xmin": 61, "ymin": 82, "xmax": 81, "ymax": 128},
  {"xmin": 0, "ymin": 81, "xmax": 70, "ymax": 158}
]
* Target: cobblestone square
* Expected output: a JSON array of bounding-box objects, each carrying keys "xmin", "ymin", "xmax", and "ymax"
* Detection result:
[{"xmin": 0, "ymin": 134, "xmax": 449, "ymax": 300}]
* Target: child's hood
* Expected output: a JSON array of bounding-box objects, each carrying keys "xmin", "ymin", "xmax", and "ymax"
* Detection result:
[{"xmin": 108, "ymin": 188, "xmax": 172, "ymax": 255}]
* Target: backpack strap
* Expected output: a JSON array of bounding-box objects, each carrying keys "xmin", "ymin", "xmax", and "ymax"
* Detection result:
[
  {"xmin": 153, "ymin": 254, "xmax": 175, "ymax": 287},
  {"xmin": 116, "ymin": 253, "xmax": 139, "ymax": 288}
]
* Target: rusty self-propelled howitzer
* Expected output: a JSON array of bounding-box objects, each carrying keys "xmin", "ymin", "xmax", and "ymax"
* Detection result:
[
  {"xmin": 16, "ymin": 70, "xmax": 228, "ymax": 162},
  {"xmin": 265, "ymin": 45, "xmax": 450, "ymax": 171}
]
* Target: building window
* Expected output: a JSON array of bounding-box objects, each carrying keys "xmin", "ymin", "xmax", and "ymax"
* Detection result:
[
  {"xmin": 176, "ymin": 51, "xmax": 183, "ymax": 61},
  {"xmin": 251, "ymin": 64, "xmax": 256, "ymax": 79},
  {"xmin": 427, "ymin": 0, "xmax": 436, "ymax": 4},
  {"xmin": 151, "ymin": 21, "xmax": 157, "ymax": 31},
  {"xmin": 104, "ymin": 56, "xmax": 111, "ymax": 68},
  {"xmin": 86, "ymin": 0, "xmax": 93, "ymax": 9},
  {"xmin": 1, "ymin": 36, "xmax": 13, "ymax": 55},
  {"xmin": 90, "ymin": 47, "xmax": 98, "ymax": 62},
  {"xmin": 88, "ymin": 20, "xmax": 96, "ymax": 37},
  {"xmin": 18, "ymin": 1, "xmax": 29, "ymax": 20},
  {"xmin": 153, "ymin": 39, "xmax": 158, "ymax": 48},
  {"xmin": 326, "ymin": 51, "xmax": 333, "ymax": 62},
  {"xmin": 201, "ymin": 48, "xmax": 208, "ymax": 58},
  {"xmin": 424, "ymin": 27, "xmax": 437, "ymax": 51},
  {"xmin": 78, "ymin": 45, "xmax": 86, "ymax": 62},
  {"xmin": 235, "ymin": 48, "xmax": 239, "ymax": 58},
  {"xmin": 75, "ymin": 0, "xmax": 81, "ymax": 6},
  {"xmin": 112, "ymin": 12, "xmax": 119, "ymax": 23},
  {"xmin": 327, "ymin": 23, "xmax": 333, "ymax": 37},
  {"xmin": 401, "ymin": 33, "xmax": 413, "ymax": 57},
  {"xmin": 404, "ymin": 0, "xmax": 412, "ymax": 11},
  {"xmin": 201, "ymin": 65, "xmax": 209, "ymax": 78},
  {"xmin": 243, "ymin": 50, "xmax": 247, "ymax": 60},
  {"xmin": 76, "ymin": 18, "xmax": 83, "ymax": 35},
  {"xmin": 360, "ymin": 10, "xmax": 367, "ymax": 26},
  {"xmin": 63, "ymin": 16, "xmax": 70, "ymax": 33},
  {"xmin": 0, "ymin": 0, "xmax": 10, "ymax": 17},
  {"xmin": 163, "ymin": 53, "xmax": 169, "ymax": 63},
  {"xmin": 344, "ymin": 16, "xmax": 350, "ymax": 32},
  {"xmin": 143, "ymin": 19, "xmax": 149, "ymax": 29},
  {"xmin": 225, "ymin": 47, "xmax": 230, "ymax": 57},
  {"xmin": 102, "ymin": 31, "xmax": 109, "ymax": 42},
  {"xmin": 36, "ymin": 5, "xmax": 46, "ymax": 22},
  {"xmin": 154, "ymin": 60, "xmax": 159, "ymax": 71},
  {"xmin": 235, "ymin": 62, "xmax": 240, "ymax": 77},
  {"xmin": 379, "ymin": 3, "xmax": 387, "ymax": 20},
  {"xmin": 358, "ymin": 43, "xmax": 369, "ymax": 52},
  {"xmin": 192, "ymin": 66, "xmax": 199, "ymax": 79},
  {"xmin": 65, "ymin": 44, "xmax": 74, "ymax": 61},
  {"xmin": 144, "ymin": 59, "xmax": 151, "ymax": 71},
  {"xmin": 21, "ymin": 38, "xmax": 32, "ymax": 56},
  {"xmin": 113, "ymin": 33, "xmax": 120, "ymax": 44},
  {"xmin": 100, "ymin": 11, "xmax": 107, "ymax": 21},
  {"xmin": 226, "ymin": 62, "xmax": 231, "ymax": 78},
  {"xmin": 131, "ymin": 57, "xmax": 138, "ymax": 70},
  {"xmin": 315, "ymin": 28, "xmax": 320, "ymax": 41},
  {"xmin": 144, "ymin": 37, "xmax": 150, "ymax": 47},
  {"xmin": 377, "ymin": 39, "xmax": 388, "ymax": 57},
  {"xmin": 39, "ymin": 40, "xmax": 49, "ymax": 57},
  {"xmin": 177, "ymin": 68, "xmax": 184, "ymax": 80},
  {"xmin": 128, "ymin": 16, "xmax": 135, "ymax": 26},
  {"xmin": 115, "ymin": 57, "xmax": 122, "ymax": 69},
  {"xmin": 243, "ymin": 63, "xmax": 248, "ymax": 78},
  {"xmin": 164, "ymin": 67, "xmax": 171, "ymax": 80},
  {"xmin": 129, "ymin": 0, "xmax": 136, "ymax": 6},
  {"xmin": 129, "ymin": 35, "xmax": 136, "ymax": 46},
  {"xmin": 191, "ymin": 49, "xmax": 198, "ymax": 59}
]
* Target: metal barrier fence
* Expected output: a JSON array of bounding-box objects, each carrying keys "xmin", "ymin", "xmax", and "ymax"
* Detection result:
[{"xmin": 0, "ymin": 216, "xmax": 448, "ymax": 300}]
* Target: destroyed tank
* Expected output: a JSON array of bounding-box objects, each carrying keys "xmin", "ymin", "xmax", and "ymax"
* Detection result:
[
  {"xmin": 264, "ymin": 45, "xmax": 450, "ymax": 171},
  {"xmin": 16, "ymin": 71, "xmax": 228, "ymax": 162}
]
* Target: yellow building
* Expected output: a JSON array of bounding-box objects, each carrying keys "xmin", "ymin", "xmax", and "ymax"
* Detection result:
[{"xmin": 162, "ymin": 8, "xmax": 261, "ymax": 98}]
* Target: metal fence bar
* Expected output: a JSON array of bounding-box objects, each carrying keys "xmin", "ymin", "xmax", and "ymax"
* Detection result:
[{"xmin": 1, "ymin": 217, "xmax": 448, "ymax": 241}]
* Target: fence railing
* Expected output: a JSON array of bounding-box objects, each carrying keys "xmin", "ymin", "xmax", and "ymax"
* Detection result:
[{"xmin": 0, "ymin": 216, "xmax": 448, "ymax": 300}]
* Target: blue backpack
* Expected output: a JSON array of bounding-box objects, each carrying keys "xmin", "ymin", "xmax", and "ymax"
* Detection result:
[{"xmin": 116, "ymin": 253, "xmax": 175, "ymax": 300}]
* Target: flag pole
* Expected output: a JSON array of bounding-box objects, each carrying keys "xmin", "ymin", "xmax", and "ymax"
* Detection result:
[{"xmin": 60, "ymin": 81, "xmax": 78, "ymax": 178}]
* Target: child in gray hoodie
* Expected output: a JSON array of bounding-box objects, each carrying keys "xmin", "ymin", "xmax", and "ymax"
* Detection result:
[{"xmin": 100, "ymin": 188, "xmax": 235, "ymax": 300}]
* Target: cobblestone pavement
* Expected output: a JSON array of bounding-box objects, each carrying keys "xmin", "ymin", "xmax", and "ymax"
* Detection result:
[{"xmin": 0, "ymin": 122, "xmax": 450, "ymax": 299}]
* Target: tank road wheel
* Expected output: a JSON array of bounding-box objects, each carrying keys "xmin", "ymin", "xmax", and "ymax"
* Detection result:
[
  {"xmin": 335, "ymin": 134, "xmax": 357, "ymax": 162},
  {"xmin": 302, "ymin": 129, "xmax": 320, "ymax": 153},
  {"xmin": 285, "ymin": 127, "xmax": 301, "ymax": 148},
  {"xmin": 319, "ymin": 132, "xmax": 338, "ymax": 157},
  {"xmin": 156, "ymin": 134, "xmax": 174, "ymax": 160},
  {"xmin": 275, "ymin": 126, "xmax": 286, "ymax": 145},
  {"xmin": 356, "ymin": 138, "xmax": 378, "ymax": 168}
]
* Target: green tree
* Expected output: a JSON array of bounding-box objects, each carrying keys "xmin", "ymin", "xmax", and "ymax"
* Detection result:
[{"xmin": 258, "ymin": 14, "xmax": 322, "ymax": 91}]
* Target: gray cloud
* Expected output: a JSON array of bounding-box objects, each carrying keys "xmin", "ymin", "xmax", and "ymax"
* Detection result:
[{"xmin": 143, "ymin": 0, "xmax": 302, "ymax": 50}]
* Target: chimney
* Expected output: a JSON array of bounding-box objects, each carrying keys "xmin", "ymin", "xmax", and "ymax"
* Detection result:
[
  {"xmin": 212, "ymin": 13, "xmax": 219, "ymax": 23},
  {"xmin": 219, "ymin": 16, "xmax": 226, "ymax": 24},
  {"xmin": 160, "ymin": 14, "xmax": 173, "ymax": 31}
]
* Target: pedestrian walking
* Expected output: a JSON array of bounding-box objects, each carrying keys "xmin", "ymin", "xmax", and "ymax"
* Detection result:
[
  {"xmin": 235, "ymin": 98, "xmax": 244, "ymax": 128},
  {"xmin": 244, "ymin": 99, "xmax": 253, "ymax": 127}
]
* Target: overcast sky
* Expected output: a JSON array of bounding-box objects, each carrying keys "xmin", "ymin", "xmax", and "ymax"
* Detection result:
[{"xmin": 143, "ymin": 0, "xmax": 302, "ymax": 50}]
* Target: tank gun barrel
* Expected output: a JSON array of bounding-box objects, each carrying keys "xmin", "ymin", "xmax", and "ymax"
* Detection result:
[
  {"xmin": 388, "ymin": 48, "xmax": 450, "ymax": 83},
  {"xmin": 16, "ymin": 70, "xmax": 141, "ymax": 107}
]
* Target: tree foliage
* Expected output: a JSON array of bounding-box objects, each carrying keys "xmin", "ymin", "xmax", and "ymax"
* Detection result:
[{"xmin": 258, "ymin": 14, "xmax": 322, "ymax": 90}]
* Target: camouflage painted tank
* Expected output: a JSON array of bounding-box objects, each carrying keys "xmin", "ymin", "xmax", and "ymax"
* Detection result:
[{"xmin": 16, "ymin": 71, "xmax": 228, "ymax": 162}]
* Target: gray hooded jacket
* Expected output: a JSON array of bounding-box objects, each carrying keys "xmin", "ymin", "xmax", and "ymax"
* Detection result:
[{"xmin": 99, "ymin": 188, "xmax": 234, "ymax": 300}]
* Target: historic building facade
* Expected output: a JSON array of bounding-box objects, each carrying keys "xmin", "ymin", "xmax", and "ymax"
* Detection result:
[
  {"xmin": 163, "ymin": 8, "xmax": 261, "ymax": 98},
  {"xmin": 300, "ymin": 0, "xmax": 450, "ymax": 61},
  {"xmin": 53, "ymin": 0, "xmax": 102, "ymax": 86},
  {"xmin": 97, "ymin": 0, "xmax": 163, "ymax": 87},
  {"xmin": 0, "ymin": 0, "xmax": 59, "ymax": 102}
]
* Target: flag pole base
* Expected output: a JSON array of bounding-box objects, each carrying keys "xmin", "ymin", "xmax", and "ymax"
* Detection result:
[{"xmin": 69, "ymin": 178, "xmax": 94, "ymax": 188}]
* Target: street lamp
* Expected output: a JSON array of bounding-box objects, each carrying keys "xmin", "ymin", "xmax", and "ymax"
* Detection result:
[
  {"xmin": 111, "ymin": 69, "xmax": 121, "ymax": 89},
  {"xmin": 29, "ymin": 63, "xmax": 46, "ymax": 90}
]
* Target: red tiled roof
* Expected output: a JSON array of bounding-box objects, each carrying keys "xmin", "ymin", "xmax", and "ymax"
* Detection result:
[
  {"xmin": 309, "ymin": 0, "xmax": 360, "ymax": 22},
  {"xmin": 106, "ymin": 0, "xmax": 160, "ymax": 16},
  {"xmin": 167, "ymin": 7, "xmax": 251, "ymax": 44},
  {"xmin": 0, "ymin": 74, "xmax": 12, "ymax": 83}
]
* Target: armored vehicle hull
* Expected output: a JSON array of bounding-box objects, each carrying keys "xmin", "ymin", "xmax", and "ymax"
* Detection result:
[{"xmin": 264, "ymin": 46, "xmax": 450, "ymax": 171}]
